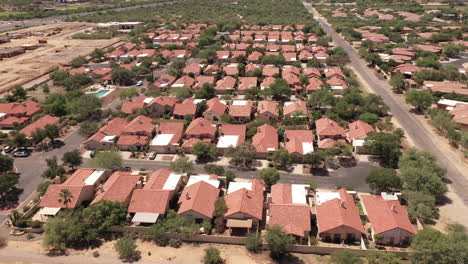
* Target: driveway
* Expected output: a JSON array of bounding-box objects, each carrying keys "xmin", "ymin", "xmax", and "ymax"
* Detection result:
[{"xmin": 303, "ymin": 3, "xmax": 468, "ymax": 206}]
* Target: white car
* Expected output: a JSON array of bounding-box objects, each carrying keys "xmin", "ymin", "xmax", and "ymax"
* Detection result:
[{"xmin": 136, "ymin": 80, "xmax": 143, "ymax": 86}]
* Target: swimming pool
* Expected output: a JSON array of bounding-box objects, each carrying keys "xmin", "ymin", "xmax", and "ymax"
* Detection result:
[{"xmin": 93, "ymin": 90, "xmax": 111, "ymax": 97}]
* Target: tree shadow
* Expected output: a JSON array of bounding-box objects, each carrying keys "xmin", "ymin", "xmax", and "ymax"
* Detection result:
[
  {"xmin": 438, "ymin": 194, "xmax": 453, "ymax": 206},
  {"xmin": 311, "ymin": 168, "xmax": 329, "ymax": 176},
  {"xmin": 278, "ymin": 254, "xmax": 305, "ymax": 264},
  {"xmin": 0, "ymin": 187, "xmax": 23, "ymax": 211}
]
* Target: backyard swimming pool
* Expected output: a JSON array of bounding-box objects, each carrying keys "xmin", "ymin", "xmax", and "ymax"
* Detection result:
[{"xmin": 92, "ymin": 89, "xmax": 111, "ymax": 97}]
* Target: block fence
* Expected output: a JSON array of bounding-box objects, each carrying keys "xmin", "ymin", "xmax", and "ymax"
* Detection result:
[{"xmin": 108, "ymin": 226, "xmax": 410, "ymax": 258}]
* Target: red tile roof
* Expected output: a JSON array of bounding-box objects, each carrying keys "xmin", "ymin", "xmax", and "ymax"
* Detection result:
[
  {"xmin": 0, "ymin": 116, "xmax": 28, "ymax": 127},
  {"xmin": 123, "ymin": 115, "xmax": 155, "ymax": 135},
  {"xmin": 157, "ymin": 122, "xmax": 184, "ymax": 145},
  {"xmin": 283, "ymin": 100, "xmax": 308, "ymax": 116},
  {"xmin": 40, "ymin": 184, "xmax": 94, "ymax": 209},
  {"xmin": 271, "ymin": 183, "xmax": 293, "ymax": 204},
  {"xmin": 204, "ymin": 98, "xmax": 227, "ymax": 115},
  {"xmin": 347, "ymin": 120, "xmax": 374, "ymax": 141},
  {"xmin": 91, "ymin": 171, "xmax": 141, "ymax": 205},
  {"xmin": 326, "ymin": 76, "xmax": 348, "ymax": 89},
  {"xmin": 85, "ymin": 117, "xmax": 129, "ymax": 144},
  {"xmin": 285, "ymin": 130, "xmax": 314, "ymax": 155},
  {"xmin": 216, "ymin": 76, "xmax": 237, "ymax": 91},
  {"xmin": 185, "ymin": 117, "xmax": 216, "ymax": 137},
  {"xmin": 316, "ymin": 189, "xmax": 365, "ymax": 234},
  {"xmin": 172, "ymin": 75, "xmax": 195, "ymax": 88},
  {"xmin": 20, "ymin": 115, "xmax": 59, "ymax": 137},
  {"xmin": 174, "ymin": 98, "xmax": 197, "ymax": 116},
  {"xmin": 315, "ymin": 117, "xmax": 346, "ymax": 137},
  {"xmin": 258, "ymin": 100, "xmax": 279, "ymax": 117},
  {"xmin": 128, "ymin": 189, "xmax": 171, "ymax": 214},
  {"xmin": 117, "ymin": 134, "xmax": 150, "ymax": 146},
  {"xmin": 238, "ymin": 77, "xmax": 258, "ymax": 91},
  {"xmin": 178, "ymin": 181, "xmax": 220, "ymax": 218},
  {"xmin": 194, "ymin": 76, "xmax": 215, "ymax": 89},
  {"xmin": 121, "ymin": 95, "xmax": 146, "ymax": 114},
  {"xmin": 223, "ymin": 65, "xmax": 239, "ymax": 76},
  {"xmin": 150, "ymin": 96, "xmax": 179, "ymax": 107},
  {"xmin": 0, "ymin": 100, "xmax": 41, "ymax": 117},
  {"xmin": 306, "ymin": 77, "xmax": 324, "ymax": 91},
  {"xmin": 220, "ymin": 124, "xmax": 246, "ymax": 145},
  {"xmin": 324, "ymin": 67, "xmax": 345, "ymax": 79},
  {"xmin": 224, "ymin": 179, "xmax": 264, "ymax": 220},
  {"xmin": 361, "ymin": 195, "xmax": 416, "ymax": 235},
  {"xmin": 269, "ymin": 204, "xmax": 311, "ymax": 237},
  {"xmin": 252, "ymin": 124, "xmax": 278, "ymax": 153},
  {"xmin": 263, "ymin": 65, "xmax": 280, "ymax": 77},
  {"xmin": 183, "ymin": 63, "xmax": 202, "ymax": 75},
  {"xmin": 229, "ymin": 101, "xmax": 253, "ymax": 118}
]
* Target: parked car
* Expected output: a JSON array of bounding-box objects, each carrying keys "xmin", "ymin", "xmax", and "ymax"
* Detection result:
[
  {"xmin": 13, "ymin": 149, "xmax": 30, "ymax": 157},
  {"xmin": 121, "ymin": 166, "xmax": 132, "ymax": 171},
  {"xmin": 90, "ymin": 150, "xmax": 97, "ymax": 158},
  {"xmin": 3, "ymin": 145, "xmax": 15, "ymax": 153},
  {"xmin": 148, "ymin": 152, "xmax": 156, "ymax": 160},
  {"xmin": 136, "ymin": 80, "xmax": 143, "ymax": 86}
]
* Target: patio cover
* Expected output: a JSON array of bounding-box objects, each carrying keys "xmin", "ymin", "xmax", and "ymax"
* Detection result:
[
  {"xmin": 38, "ymin": 207, "xmax": 61, "ymax": 216},
  {"xmin": 131, "ymin": 212, "xmax": 160, "ymax": 224},
  {"xmin": 226, "ymin": 219, "xmax": 253, "ymax": 228}
]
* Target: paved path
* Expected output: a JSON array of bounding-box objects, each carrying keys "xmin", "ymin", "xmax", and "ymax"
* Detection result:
[{"xmin": 303, "ymin": 3, "xmax": 468, "ymax": 205}]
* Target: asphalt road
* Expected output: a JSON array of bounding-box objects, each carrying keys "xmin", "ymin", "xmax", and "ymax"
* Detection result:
[
  {"xmin": 303, "ymin": 3, "xmax": 468, "ymax": 204},
  {"xmin": 0, "ymin": 1, "xmax": 176, "ymax": 32}
]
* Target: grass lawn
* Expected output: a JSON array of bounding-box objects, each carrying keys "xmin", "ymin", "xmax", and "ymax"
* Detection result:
[
  {"xmin": 57, "ymin": 4, "xmax": 98, "ymax": 11},
  {"xmin": 0, "ymin": 11, "xmax": 26, "ymax": 17}
]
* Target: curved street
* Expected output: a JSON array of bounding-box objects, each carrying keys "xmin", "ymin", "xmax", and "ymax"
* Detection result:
[{"xmin": 303, "ymin": 3, "xmax": 468, "ymax": 207}]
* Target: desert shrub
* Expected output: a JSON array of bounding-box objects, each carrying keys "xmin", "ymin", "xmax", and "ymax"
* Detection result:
[{"xmin": 169, "ymin": 238, "xmax": 182, "ymax": 248}]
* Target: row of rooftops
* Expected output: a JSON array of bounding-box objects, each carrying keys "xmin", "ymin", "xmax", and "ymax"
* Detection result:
[{"xmin": 38, "ymin": 167, "xmax": 414, "ymax": 239}]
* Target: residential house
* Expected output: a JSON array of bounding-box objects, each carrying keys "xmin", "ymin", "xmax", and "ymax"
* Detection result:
[
  {"xmin": 347, "ymin": 120, "xmax": 374, "ymax": 153},
  {"xmin": 150, "ymin": 74, "xmax": 176, "ymax": 90},
  {"xmin": 449, "ymin": 104, "xmax": 468, "ymax": 129},
  {"xmin": 39, "ymin": 169, "xmax": 108, "ymax": 218},
  {"xmin": 146, "ymin": 96, "xmax": 179, "ymax": 117},
  {"xmin": 178, "ymin": 175, "xmax": 220, "ymax": 222},
  {"xmin": 215, "ymin": 76, "xmax": 237, "ymax": 94},
  {"xmin": 360, "ymin": 194, "xmax": 416, "ymax": 246},
  {"xmin": 268, "ymin": 184, "xmax": 311, "ymax": 244},
  {"xmin": 315, "ymin": 189, "xmax": 365, "ymax": 243},
  {"xmin": 194, "ymin": 76, "xmax": 216, "ymax": 90},
  {"xmin": 224, "ymin": 179, "xmax": 265, "ymax": 235},
  {"xmin": 217, "ymin": 124, "xmax": 246, "ymax": 154},
  {"xmin": 315, "ymin": 117, "xmax": 346, "ymax": 142},
  {"xmin": 0, "ymin": 100, "xmax": 41, "ymax": 129},
  {"xmin": 422, "ymin": 81, "xmax": 468, "ymax": 96},
  {"xmin": 117, "ymin": 115, "xmax": 156, "ymax": 151},
  {"xmin": 128, "ymin": 168, "xmax": 183, "ymax": 224},
  {"xmin": 84, "ymin": 118, "xmax": 129, "ymax": 150},
  {"xmin": 229, "ymin": 100, "xmax": 254, "ymax": 121},
  {"xmin": 91, "ymin": 170, "xmax": 143, "ymax": 206},
  {"xmin": 237, "ymin": 77, "xmax": 257, "ymax": 94},
  {"xmin": 252, "ymin": 124, "xmax": 278, "ymax": 158},
  {"xmin": 121, "ymin": 95, "xmax": 147, "ymax": 115},
  {"xmin": 173, "ymin": 98, "xmax": 197, "ymax": 119},
  {"xmin": 150, "ymin": 122, "xmax": 184, "ymax": 153},
  {"xmin": 185, "ymin": 117, "xmax": 217, "ymax": 142},
  {"xmin": 20, "ymin": 115, "xmax": 60, "ymax": 138},
  {"xmin": 171, "ymin": 76, "xmax": 195, "ymax": 89},
  {"xmin": 257, "ymin": 100, "xmax": 279, "ymax": 121},
  {"xmin": 183, "ymin": 63, "xmax": 202, "ymax": 76},
  {"xmin": 284, "ymin": 130, "xmax": 314, "ymax": 162},
  {"xmin": 203, "ymin": 98, "xmax": 227, "ymax": 122},
  {"xmin": 283, "ymin": 100, "xmax": 308, "ymax": 117}
]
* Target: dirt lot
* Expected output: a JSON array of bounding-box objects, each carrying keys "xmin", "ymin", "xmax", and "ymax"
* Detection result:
[
  {"xmin": 0, "ymin": 239, "xmax": 330, "ymax": 264},
  {"xmin": 0, "ymin": 22, "xmax": 120, "ymax": 94}
]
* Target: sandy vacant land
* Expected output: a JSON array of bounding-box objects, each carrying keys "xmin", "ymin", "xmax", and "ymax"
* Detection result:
[
  {"xmin": 0, "ymin": 239, "xmax": 330, "ymax": 264},
  {"xmin": 0, "ymin": 23, "xmax": 120, "ymax": 94}
]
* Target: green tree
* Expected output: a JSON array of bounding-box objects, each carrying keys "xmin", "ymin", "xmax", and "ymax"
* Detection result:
[
  {"xmin": 91, "ymin": 150, "xmax": 122, "ymax": 170},
  {"xmin": 202, "ymin": 247, "xmax": 223, "ymax": 264},
  {"xmin": 404, "ymin": 190, "xmax": 437, "ymax": 223},
  {"xmin": 37, "ymin": 181, "xmax": 52, "ymax": 196},
  {"xmin": 389, "ymin": 74, "xmax": 406, "ymax": 93},
  {"xmin": 114, "ymin": 236, "xmax": 139, "ymax": 262},
  {"xmin": 169, "ymin": 157, "xmax": 194, "ymax": 175},
  {"xmin": 44, "ymin": 124, "xmax": 60, "ymax": 144},
  {"xmin": 262, "ymin": 78, "xmax": 291, "ymax": 100},
  {"xmin": 264, "ymin": 225, "xmax": 294, "ymax": 260},
  {"xmin": 366, "ymin": 169, "xmax": 402, "ymax": 193},
  {"xmin": 204, "ymin": 164, "xmax": 225, "ymax": 175},
  {"xmin": 41, "ymin": 156, "xmax": 66, "ymax": 179},
  {"xmin": 359, "ymin": 112, "xmax": 379, "ymax": 124},
  {"xmin": 411, "ymin": 225, "xmax": 468, "ymax": 264},
  {"xmin": 58, "ymin": 189, "xmax": 73, "ymax": 208},
  {"xmin": 245, "ymin": 233, "xmax": 262, "ymax": 253},
  {"xmin": 119, "ymin": 87, "xmax": 139, "ymax": 100},
  {"xmin": 192, "ymin": 142, "xmax": 217, "ymax": 162},
  {"xmin": 0, "ymin": 154, "xmax": 14, "ymax": 173},
  {"xmin": 214, "ymin": 197, "xmax": 227, "ymax": 218},
  {"xmin": 8, "ymin": 86, "xmax": 27, "ymax": 102},
  {"xmin": 225, "ymin": 143, "xmax": 256, "ymax": 167},
  {"xmin": 62, "ymin": 150, "xmax": 83, "ymax": 170},
  {"xmin": 405, "ymin": 89, "xmax": 433, "ymax": 112},
  {"xmin": 260, "ymin": 168, "xmax": 280, "ymax": 190},
  {"xmin": 399, "ymin": 148, "xmax": 447, "ymax": 200},
  {"xmin": 364, "ymin": 132, "xmax": 402, "ymax": 168},
  {"xmin": 90, "ymin": 48, "xmax": 105, "ymax": 60},
  {"xmin": 170, "ymin": 86, "xmax": 192, "ymax": 100},
  {"xmin": 79, "ymin": 121, "xmax": 99, "ymax": 137},
  {"xmin": 224, "ymin": 171, "xmax": 236, "ymax": 187},
  {"xmin": 330, "ymin": 249, "xmax": 363, "ymax": 264},
  {"xmin": 111, "ymin": 67, "xmax": 136, "ymax": 86},
  {"xmin": 70, "ymin": 56, "xmax": 87, "ymax": 68},
  {"xmin": 304, "ymin": 151, "xmax": 327, "ymax": 170},
  {"xmin": 195, "ymin": 83, "xmax": 215, "ymax": 99},
  {"xmin": 44, "ymin": 93, "xmax": 68, "ymax": 116},
  {"xmin": 308, "ymin": 88, "xmax": 335, "ymax": 109},
  {"xmin": 442, "ymin": 44, "xmax": 462, "ymax": 58},
  {"xmin": 270, "ymin": 147, "xmax": 291, "ymax": 170},
  {"xmin": 365, "ymin": 251, "xmax": 402, "ymax": 264},
  {"xmin": 69, "ymin": 94, "xmax": 102, "ymax": 122},
  {"xmin": 10, "ymin": 132, "xmax": 28, "ymax": 148},
  {"xmin": 0, "ymin": 173, "xmax": 19, "ymax": 198}
]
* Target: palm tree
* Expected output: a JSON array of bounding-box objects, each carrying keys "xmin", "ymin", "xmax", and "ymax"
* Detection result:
[{"xmin": 58, "ymin": 189, "xmax": 73, "ymax": 208}]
